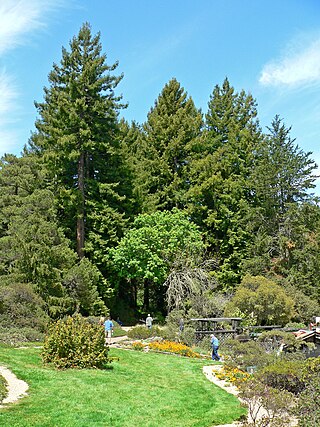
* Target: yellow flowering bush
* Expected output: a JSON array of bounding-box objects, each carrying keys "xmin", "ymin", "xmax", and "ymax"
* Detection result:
[
  {"xmin": 132, "ymin": 341, "xmax": 145, "ymax": 351},
  {"xmin": 215, "ymin": 365, "xmax": 251, "ymax": 384},
  {"xmin": 149, "ymin": 340, "xmax": 200, "ymax": 358}
]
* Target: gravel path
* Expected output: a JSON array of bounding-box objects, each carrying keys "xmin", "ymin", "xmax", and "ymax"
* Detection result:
[{"xmin": 0, "ymin": 366, "xmax": 28, "ymax": 408}]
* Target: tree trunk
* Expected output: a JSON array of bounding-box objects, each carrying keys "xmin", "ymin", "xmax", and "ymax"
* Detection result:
[{"xmin": 77, "ymin": 152, "xmax": 85, "ymax": 258}]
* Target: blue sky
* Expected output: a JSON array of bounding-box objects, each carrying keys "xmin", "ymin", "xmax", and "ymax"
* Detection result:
[{"xmin": 1, "ymin": 0, "xmax": 320, "ymax": 185}]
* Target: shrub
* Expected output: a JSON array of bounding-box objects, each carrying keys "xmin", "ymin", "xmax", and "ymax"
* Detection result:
[
  {"xmin": 215, "ymin": 365, "xmax": 250, "ymax": 384},
  {"xmin": 127, "ymin": 325, "xmax": 162, "ymax": 340},
  {"xmin": 0, "ymin": 326, "xmax": 44, "ymax": 345},
  {"xmin": 258, "ymin": 330, "xmax": 305, "ymax": 354},
  {"xmin": 238, "ymin": 378, "xmax": 295, "ymax": 426},
  {"xmin": 0, "ymin": 374, "xmax": 7, "ymax": 403},
  {"xmin": 224, "ymin": 275, "xmax": 295, "ymax": 326},
  {"xmin": 148, "ymin": 340, "xmax": 201, "ymax": 358},
  {"xmin": 42, "ymin": 314, "xmax": 111, "ymax": 369},
  {"xmin": 258, "ymin": 360, "xmax": 305, "ymax": 394},
  {"xmin": 132, "ymin": 341, "xmax": 145, "ymax": 351},
  {"xmin": 0, "ymin": 282, "xmax": 48, "ymax": 331},
  {"xmin": 222, "ymin": 338, "xmax": 274, "ymax": 370},
  {"xmin": 294, "ymin": 358, "xmax": 320, "ymax": 427}
]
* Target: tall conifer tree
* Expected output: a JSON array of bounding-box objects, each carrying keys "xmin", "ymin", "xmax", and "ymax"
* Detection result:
[
  {"xmin": 30, "ymin": 23, "xmax": 126, "ymax": 260},
  {"xmin": 187, "ymin": 78, "xmax": 262, "ymax": 286},
  {"xmin": 137, "ymin": 78, "xmax": 203, "ymax": 212}
]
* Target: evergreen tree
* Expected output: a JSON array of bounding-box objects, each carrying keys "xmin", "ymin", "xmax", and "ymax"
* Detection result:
[
  {"xmin": 137, "ymin": 78, "xmax": 202, "ymax": 212},
  {"xmin": 251, "ymin": 115, "xmax": 317, "ymax": 233},
  {"xmin": 243, "ymin": 116, "xmax": 319, "ymax": 296},
  {"xmin": 30, "ymin": 23, "xmax": 126, "ymax": 261},
  {"xmin": 187, "ymin": 78, "xmax": 262, "ymax": 287}
]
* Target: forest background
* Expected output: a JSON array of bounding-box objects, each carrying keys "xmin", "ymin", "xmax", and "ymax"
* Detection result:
[{"xmin": 0, "ymin": 23, "xmax": 320, "ymax": 336}]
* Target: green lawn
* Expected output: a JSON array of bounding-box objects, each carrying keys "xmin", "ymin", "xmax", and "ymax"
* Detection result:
[{"xmin": 0, "ymin": 345, "xmax": 246, "ymax": 427}]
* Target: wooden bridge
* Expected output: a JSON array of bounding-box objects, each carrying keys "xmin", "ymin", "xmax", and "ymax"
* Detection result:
[{"xmin": 190, "ymin": 317, "xmax": 243, "ymax": 343}]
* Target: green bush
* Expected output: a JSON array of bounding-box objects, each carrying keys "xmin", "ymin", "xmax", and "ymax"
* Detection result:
[
  {"xmin": 0, "ymin": 326, "xmax": 44, "ymax": 345},
  {"xmin": 127, "ymin": 325, "xmax": 162, "ymax": 340},
  {"xmin": 259, "ymin": 360, "xmax": 305, "ymax": 394},
  {"xmin": 222, "ymin": 338, "xmax": 274, "ymax": 370},
  {"xmin": 42, "ymin": 314, "xmax": 111, "ymax": 369},
  {"xmin": 0, "ymin": 374, "xmax": 7, "ymax": 403},
  {"xmin": 294, "ymin": 358, "xmax": 320, "ymax": 427},
  {"xmin": 0, "ymin": 282, "xmax": 48, "ymax": 331}
]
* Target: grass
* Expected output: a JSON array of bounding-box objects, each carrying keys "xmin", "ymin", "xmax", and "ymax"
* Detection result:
[
  {"xmin": 0, "ymin": 345, "xmax": 246, "ymax": 427},
  {"xmin": 0, "ymin": 373, "xmax": 7, "ymax": 402}
]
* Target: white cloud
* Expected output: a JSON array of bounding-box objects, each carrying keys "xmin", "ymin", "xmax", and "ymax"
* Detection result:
[
  {"xmin": 0, "ymin": 0, "xmax": 62, "ymax": 55},
  {"xmin": 259, "ymin": 37, "xmax": 320, "ymax": 87},
  {"xmin": 0, "ymin": 69, "xmax": 17, "ymax": 116}
]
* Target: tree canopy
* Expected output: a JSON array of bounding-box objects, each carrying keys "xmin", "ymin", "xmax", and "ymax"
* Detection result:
[{"xmin": 0, "ymin": 23, "xmax": 319, "ymax": 327}]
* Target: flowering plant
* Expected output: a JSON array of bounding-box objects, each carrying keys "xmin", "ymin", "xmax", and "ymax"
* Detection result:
[
  {"xmin": 148, "ymin": 340, "xmax": 200, "ymax": 358},
  {"xmin": 132, "ymin": 341, "xmax": 145, "ymax": 351},
  {"xmin": 215, "ymin": 365, "xmax": 251, "ymax": 384}
]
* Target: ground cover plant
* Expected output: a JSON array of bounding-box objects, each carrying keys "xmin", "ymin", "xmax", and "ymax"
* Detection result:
[{"xmin": 0, "ymin": 345, "xmax": 246, "ymax": 427}]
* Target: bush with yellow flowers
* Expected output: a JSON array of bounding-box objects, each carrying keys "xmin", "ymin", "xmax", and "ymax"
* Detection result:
[
  {"xmin": 148, "ymin": 340, "xmax": 200, "ymax": 358},
  {"xmin": 132, "ymin": 341, "xmax": 145, "ymax": 351},
  {"xmin": 215, "ymin": 365, "xmax": 251, "ymax": 384}
]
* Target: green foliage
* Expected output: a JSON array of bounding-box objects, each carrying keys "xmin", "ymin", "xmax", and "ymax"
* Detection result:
[
  {"xmin": 284, "ymin": 284, "xmax": 320, "ymax": 324},
  {"xmin": 257, "ymin": 330, "xmax": 305, "ymax": 354},
  {"xmin": 136, "ymin": 78, "xmax": 202, "ymax": 212},
  {"xmin": 30, "ymin": 22, "xmax": 127, "ymax": 259},
  {"xmin": 244, "ymin": 120, "xmax": 319, "ymax": 299},
  {"xmin": 110, "ymin": 209, "xmax": 204, "ymax": 313},
  {"xmin": 224, "ymin": 275, "xmax": 295, "ymax": 326},
  {"xmin": 258, "ymin": 360, "xmax": 305, "ymax": 394},
  {"xmin": 0, "ymin": 374, "xmax": 7, "ymax": 403},
  {"xmin": 0, "ymin": 326, "xmax": 44, "ymax": 345},
  {"xmin": 187, "ymin": 78, "xmax": 262, "ymax": 287},
  {"xmin": 42, "ymin": 314, "xmax": 111, "ymax": 369},
  {"xmin": 294, "ymin": 358, "xmax": 320, "ymax": 427},
  {"xmin": 62, "ymin": 257, "xmax": 109, "ymax": 316},
  {"xmin": 127, "ymin": 325, "xmax": 163, "ymax": 340},
  {"xmin": 0, "ymin": 283, "xmax": 48, "ymax": 331},
  {"xmin": 222, "ymin": 338, "xmax": 274, "ymax": 370}
]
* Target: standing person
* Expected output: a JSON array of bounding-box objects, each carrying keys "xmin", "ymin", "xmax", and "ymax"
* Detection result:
[
  {"xmin": 179, "ymin": 318, "xmax": 184, "ymax": 333},
  {"xmin": 104, "ymin": 316, "xmax": 114, "ymax": 345},
  {"xmin": 210, "ymin": 334, "xmax": 220, "ymax": 361},
  {"xmin": 146, "ymin": 314, "xmax": 153, "ymax": 329}
]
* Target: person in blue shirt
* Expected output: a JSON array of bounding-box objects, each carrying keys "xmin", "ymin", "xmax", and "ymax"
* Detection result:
[
  {"xmin": 210, "ymin": 334, "xmax": 220, "ymax": 361},
  {"xmin": 104, "ymin": 317, "xmax": 114, "ymax": 345}
]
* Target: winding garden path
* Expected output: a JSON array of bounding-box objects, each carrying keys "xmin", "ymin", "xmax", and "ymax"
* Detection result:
[{"xmin": 0, "ymin": 366, "xmax": 28, "ymax": 408}]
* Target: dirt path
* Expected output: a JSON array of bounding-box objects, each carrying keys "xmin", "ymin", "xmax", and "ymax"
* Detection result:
[{"xmin": 0, "ymin": 366, "xmax": 28, "ymax": 408}]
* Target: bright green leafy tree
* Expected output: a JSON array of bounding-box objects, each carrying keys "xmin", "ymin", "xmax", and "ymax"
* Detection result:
[{"xmin": 110, "ymin": 209, "xmax": 204, "ymax": 314}]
